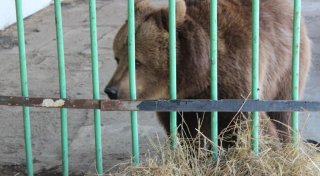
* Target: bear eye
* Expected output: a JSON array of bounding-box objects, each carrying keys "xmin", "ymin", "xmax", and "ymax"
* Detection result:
[
  {"xmin": 135, "ymin": 60, "xmax": 142, "ymax": 67},
  {"xmin": 115, "ymin": 57, "xmax": 120, "ymax": 64}
]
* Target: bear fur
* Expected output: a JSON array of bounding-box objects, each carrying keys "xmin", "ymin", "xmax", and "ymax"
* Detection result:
[{"xmin": 105, "ymin": 0, "xmax": 311, "ymax": 147}]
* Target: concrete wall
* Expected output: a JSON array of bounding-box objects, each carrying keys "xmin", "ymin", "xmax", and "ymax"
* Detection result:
[{"xmin": 0, "ymin": 0, "xmax": 52, "ymax": 30}]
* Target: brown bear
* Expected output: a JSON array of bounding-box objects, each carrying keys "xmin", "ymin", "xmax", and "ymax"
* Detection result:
[{"xmin": 105, "ymin": 0, "xmax": 311, "ymax": 147}]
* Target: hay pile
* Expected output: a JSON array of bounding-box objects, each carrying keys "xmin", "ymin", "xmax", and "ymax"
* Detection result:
[{"xmin": 108, "ymin": 118, "xmax": 320, "ymax": 176}]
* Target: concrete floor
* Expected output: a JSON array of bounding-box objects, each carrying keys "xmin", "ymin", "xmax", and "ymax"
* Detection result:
[
  {"xmin": 0, "ymin": 0, "xmax": 319, "ymax": 175},
  {"xmin": 300, "ymin": 0, "xmax": 320, "ymax": 143}
]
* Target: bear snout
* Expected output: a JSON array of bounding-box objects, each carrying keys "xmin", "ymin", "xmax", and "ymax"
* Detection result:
[{"xmin": 104, "ymin": 86, "xmax": 119, "ymax": 99}]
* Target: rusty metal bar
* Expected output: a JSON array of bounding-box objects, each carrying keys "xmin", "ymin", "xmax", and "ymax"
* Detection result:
[
  {"xmin": 0, "ymin": 96, "xmax": 100, "ymax": 109},
  {"xmin": 1, "ymin": 96, "xmax": 320, "ymax": 112}
]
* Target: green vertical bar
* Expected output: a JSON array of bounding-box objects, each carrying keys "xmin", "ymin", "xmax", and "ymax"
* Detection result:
[
  {"xmin": 14, "ymin": 0, "xmax": 33, "ymax": 175},
  {"xmin": 128, "ymin": 0, "xmax": 140, "ymax": 164},
  {"xmin": 169, "ymin": 0, "xmax": 177, "ymax": 149},
  {"xmin": 89, "ymin": 0, "xmax": 103, "ymax": 173},
  {"xmin": 210, "ymin": 0, "xmax": 218, "ymax": 159},
  {"xmin": 251, "ymin": 0, "xmax": 260, "ymax": 155},
  {"xmin": 291, "ymin": 0, "xmax": 301, "ymax": 146},
  {"xmin": 53, "ymin": 0, "xmax": 68, "ymax": 175}
]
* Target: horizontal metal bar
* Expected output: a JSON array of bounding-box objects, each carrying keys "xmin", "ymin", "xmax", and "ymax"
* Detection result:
[
  {"xmin": 0, "ymin": 96, "xmax": 100, "ymax": 109},
  {"xmin": 1, "ymin": 95, "xmax": 320, "ymax": 112}
]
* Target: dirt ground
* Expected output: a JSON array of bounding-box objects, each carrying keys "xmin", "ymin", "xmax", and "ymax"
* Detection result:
[{"xmin": 0, "ymin": 0, "xmax": 319, "ymax": 175}]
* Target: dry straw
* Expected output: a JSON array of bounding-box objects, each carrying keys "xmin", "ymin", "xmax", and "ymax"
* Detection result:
[{"xmin": 106, "ymin": 115, "xmax": 320, "ymax": 176}]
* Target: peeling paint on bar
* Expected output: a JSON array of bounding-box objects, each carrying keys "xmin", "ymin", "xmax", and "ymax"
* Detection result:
[
  {"xmin": 41, "ymin": 99, "xmax": 65, "ymax": 107},
  {"xmin": 1, "ymin": 96, "xmax": 320, "ymax": 112}
]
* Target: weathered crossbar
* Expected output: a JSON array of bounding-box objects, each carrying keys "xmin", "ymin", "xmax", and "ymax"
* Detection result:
[{"xmin": 1, "ymin": 95, "xmax": 319, "ymax": 112}]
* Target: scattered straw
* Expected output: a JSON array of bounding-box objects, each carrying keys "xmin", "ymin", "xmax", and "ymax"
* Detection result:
[{"xmin": 106, "ymin": 117, "xmax": 320, "ymax": 176}]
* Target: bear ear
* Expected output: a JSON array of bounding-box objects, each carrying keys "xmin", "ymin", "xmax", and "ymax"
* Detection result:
[
  {"xmin": 135, "ymin": 0, "xmax": 152, "ymax": 18},
  {"xmin": 158, "ymin": 0, "xmax": 187, "ymax": 30},
  {"xmin": 176, "ymin": 0, "xmax": 187, "ymax": 25}
]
